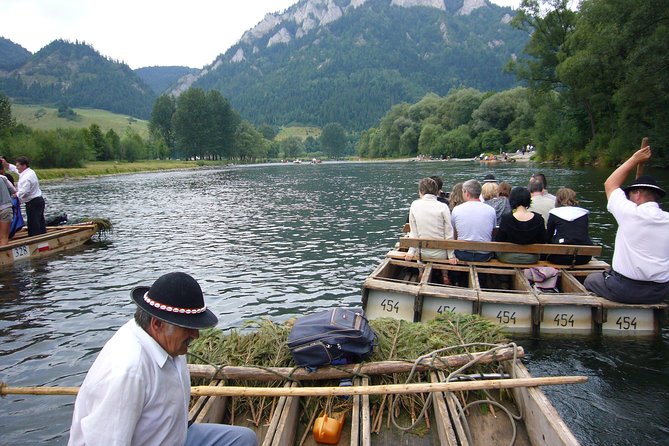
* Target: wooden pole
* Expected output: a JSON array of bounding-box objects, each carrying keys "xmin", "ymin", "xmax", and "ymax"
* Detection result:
[
  {"xmin": 188, "ymin": 346, "xmax": 524, "ymax": 381},
  {"xmin": 1, "ymin": 375, "xmax": 586, "ymax": 398},
  {"xmin": 636, "ymin": 137, "xmax": 649, "ymax": 179}
]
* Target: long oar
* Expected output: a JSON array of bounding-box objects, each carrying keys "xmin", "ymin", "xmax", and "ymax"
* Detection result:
[{"xmin": 1, "ymin": 375, "xmax": 586, "ymax": 398}]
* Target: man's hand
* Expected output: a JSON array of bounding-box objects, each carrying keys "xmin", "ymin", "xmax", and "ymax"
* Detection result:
[
  {"xmin": 631, "ymin": 146, "xmax": 652, "ymax": 164},
  {"xmin": 604, "ymin": 145, "xmax": 652, "ymax": 199}
]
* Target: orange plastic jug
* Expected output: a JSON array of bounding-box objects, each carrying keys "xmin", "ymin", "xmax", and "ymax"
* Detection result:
[{"xmin": 313, "ymin": 411, "xmax": 346, "ymax": 444}]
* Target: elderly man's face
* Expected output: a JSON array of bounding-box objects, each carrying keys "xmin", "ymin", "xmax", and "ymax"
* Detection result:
[{"xmin": 153, "ymin": 320, "xmax": 200, "ymax": 357}]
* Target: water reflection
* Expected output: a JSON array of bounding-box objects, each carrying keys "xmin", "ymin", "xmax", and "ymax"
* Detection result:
[{"xmin": 0, "ymin": 161, "xmax": 667, "ymax": 444}]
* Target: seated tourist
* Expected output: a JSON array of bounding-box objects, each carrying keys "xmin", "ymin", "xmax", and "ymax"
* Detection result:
[
  {"xmin": 405, "ymin": 177, "xmax": 457, "ymax": 264},
  {"xmin": 448, "ymin": 182, "xmax": 464, "ymax": 211},
  {"xmin": 528, "ymin": 176, "xmax": 554, "ymax": 227},
  {"xmin": 451, "ymin": 179, "xmax": 496, "ymax": 262},
  {"xmin": 546, "ymin": 188, "xmax": 593, "ymax": 265},
  {"xmin": 495, "ymin": 186, "xmax": 546, "ymax": 264},
  {"xmin": 482, "ymin": 182, "xmax": 507, "ymax": 228}
]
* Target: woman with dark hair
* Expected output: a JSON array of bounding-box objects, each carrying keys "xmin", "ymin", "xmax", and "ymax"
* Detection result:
[
  {"xmin": 494, "ymin": 186, "xmax": 546, "ymax": 264},
  {"xmin": 546, "ymin": 188, "xmax": 592, "ymax": 265}
]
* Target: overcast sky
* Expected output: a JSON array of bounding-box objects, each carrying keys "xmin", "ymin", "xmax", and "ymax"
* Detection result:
[{"xmin": 0, "ymin": 0, "xmax": 521, "ymax": 70}]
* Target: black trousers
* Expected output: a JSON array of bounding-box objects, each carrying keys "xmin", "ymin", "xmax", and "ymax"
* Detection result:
[{"xmin": 25, "ymin": 196, "xmax": 47, "ymax": 236}]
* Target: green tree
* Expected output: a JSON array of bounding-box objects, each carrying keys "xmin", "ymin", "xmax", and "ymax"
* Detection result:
[
  {"xmin": 259, "ymin": 124, "xmax": 279, "ymax": 140},
  {"xmin": 121, "ymin": 131, "xmax": 146, "ymax": 163},
  {"xmin": 320, "ymin": 123, "xmax": 347, "ymax": 158},
  {"xmin": 206, "ymin": 90, "xmax": 240, "ymax": 159},
  {"xmin": 172, "ymin": 88, "xmax": 209, "ymax": 159},
  {"xmin": 280, "ymin": 137, "xmax": 304, "ymax": 159},
  {"xmin": 0, "ymin": 92, "xmax": 15, "ymax": 135},
  {"xmin": 509, "ymin": 0, "xmax": 577, "ymax": 92},
  {"xmin": 88, "ymin": 123, "xmax": 111, "ymax": 161},
  {"xmin": 105, "ymin": 129, "xmax": 122, "ymax": 161},
  {"xmin": 234, "ymin": 121, "xmax": 266, "ymax": 161},
  {"xmin": 149, "ymin": 94, "xmax": 176, "ymax": 151}
]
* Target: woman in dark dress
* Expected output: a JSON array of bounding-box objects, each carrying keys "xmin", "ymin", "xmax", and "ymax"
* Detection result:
[
  {"xmin": 546, "ymin": 188, "xmax": 592, "ymax": 265},
  {"xmin": 495, "ymin": 186, "xmax": 546, "ymax": 264}
]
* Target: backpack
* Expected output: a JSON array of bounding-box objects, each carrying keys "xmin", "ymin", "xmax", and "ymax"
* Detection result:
[{"xmin": 287, "ymin": 308, "xmax": 376, "ymax": 369}]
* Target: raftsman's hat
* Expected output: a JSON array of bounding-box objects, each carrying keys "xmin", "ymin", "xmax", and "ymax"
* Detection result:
[
  {"xmin": 131, "ymin": 272, "xmax": 218, "ymax": 329},
  {"xmin": 483, "ymin": 173, "xmax": 497, "ymax": 183},
  {"xmin": 623, "ymin": 175, "xmax": 666, "ymax": 198}
]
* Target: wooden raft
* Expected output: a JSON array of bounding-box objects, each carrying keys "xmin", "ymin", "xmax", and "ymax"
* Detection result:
[{"xmin": 362, "ymin": 238, "xmax": 666, "ymax": 336}]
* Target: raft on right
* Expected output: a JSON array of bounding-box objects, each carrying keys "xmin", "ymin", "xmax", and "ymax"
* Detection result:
[{"xmin": 362, "ymin": 238, "xmax": 667, "ymax": 336}]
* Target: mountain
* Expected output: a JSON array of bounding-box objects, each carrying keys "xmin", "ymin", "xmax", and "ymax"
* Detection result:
[
  {"xmin": 172, "ymin": 0, "xmax": 527, "ymax": 130},
  {"xmin": 0, "ymin": 39, "xmax": 155, "ymax": 119},
  {"xmin": 0, "ymin": 37, "xmax": 31, "ymax": 71},
  {"xmin": 134, "ymin": 66, "xmax": 200, "ymax": 94}
]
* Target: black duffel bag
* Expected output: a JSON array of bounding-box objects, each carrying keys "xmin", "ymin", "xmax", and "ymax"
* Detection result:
[{"xmin": 287, "ymin": 308, "xmax": 376, "ymax": 369}]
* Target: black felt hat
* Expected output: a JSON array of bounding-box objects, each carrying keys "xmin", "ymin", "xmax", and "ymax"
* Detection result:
[
  {"xmin": 483, "ymin": 173, "xmax": 497, "ymax": 183},
  {"xmin": 623, "ymin": 175, "xmax": 666, "ymax": 198},
  {"xmin": 131, "ymin": 272, "xmax": 218, "ymax": 329}
]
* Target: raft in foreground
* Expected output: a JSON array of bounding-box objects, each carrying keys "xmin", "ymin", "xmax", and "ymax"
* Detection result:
[
  {"xmin": 0, "ymin": 223, "xmax": 105, "ymax": 268},
  {"xmin": 362, "ymin": 238, "xmax": 667, "ymax": 336},
  {"xmin": 188, "ymin": 358, "xmax": 581, "ymax": 446}
]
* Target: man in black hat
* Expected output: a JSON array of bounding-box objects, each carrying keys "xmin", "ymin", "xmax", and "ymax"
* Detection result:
[
  {"xmin": 69, "ymin": 272, "xmax": 257, "ymax": 446},
  {"xmin": 584, "ymin": 146, "xmax": 669, "ymax": 304}
]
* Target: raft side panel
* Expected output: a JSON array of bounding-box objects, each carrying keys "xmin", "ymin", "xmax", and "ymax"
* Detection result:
[
  {"xmin": 505, "ymin": 361, "xmax": 581, "ymax": 446},
  {"xmin": 430, "ymin": 372, "xmax": 459, "ymax": 446},
  {"xmin": 270, "ymin": 382, "xmax": 300, "ymax": 446}
]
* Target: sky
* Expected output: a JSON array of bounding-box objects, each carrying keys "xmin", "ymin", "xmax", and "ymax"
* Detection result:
[{"xmin": 0, "ymin": 0, "xmax": 521, "ymax": 70}]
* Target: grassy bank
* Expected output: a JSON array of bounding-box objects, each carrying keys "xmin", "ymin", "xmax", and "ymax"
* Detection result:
[
  {"xmin": 12, "ymin": 103, "xmax": 150, "ymax": 139},
  {"xmin": 36, "ymin": 160, "xmax": 213, "ymax": 181}
]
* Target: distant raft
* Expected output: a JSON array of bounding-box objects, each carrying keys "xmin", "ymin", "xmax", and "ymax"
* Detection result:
[{"xmin": 0, "ymin": 219, "xmax": 112, "ymax": 268}]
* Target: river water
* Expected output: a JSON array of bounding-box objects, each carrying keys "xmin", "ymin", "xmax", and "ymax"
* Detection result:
[{"xmin": 0, "ymin": 161, "xmax": 667, "ymax": 445}]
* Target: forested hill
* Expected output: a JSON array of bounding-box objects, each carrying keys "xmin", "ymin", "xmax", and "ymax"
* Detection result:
[
  {"xmin": 134, "ymin": 66, "xmax": 200, "ymax": 94},
  {"xmin": 172, "ymin": 0, "xmax": 527, "ymax": 130},
  {"xmin": 0, "ymin": 37, "xmax": 31, "ymax": 71},
  {"xmin": 0, "ymin": 39, "xmax": 155, "ymax": 119}
]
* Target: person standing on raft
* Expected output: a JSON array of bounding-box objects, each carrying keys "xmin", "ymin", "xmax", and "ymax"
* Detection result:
[{"xmin": 584, "ymin": 146, "xmax": 669, "ymax": 304}]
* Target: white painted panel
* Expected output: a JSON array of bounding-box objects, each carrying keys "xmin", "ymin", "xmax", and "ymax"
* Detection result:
[
  {"xmin": 421, "ymin": 296, "xmax": 474, "ymax": 322},
  {"xmin": 365, "ymin": 289, "xmax": 415, "ymax": 321},
  {"xmin": 480, "ymin": 303, "xmax": 533, "ymax": 333},
  {"xmin": 540, "ymin": 305, "xmax": 593, "ymax": 334}
]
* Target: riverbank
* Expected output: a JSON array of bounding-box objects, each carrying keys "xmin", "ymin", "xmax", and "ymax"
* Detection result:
[
  {"xmin": 32, "ymin": 153, "xmax": 537, "ymax": 181},
  {"xmin": 35, "ymin": 160, "xmax": 217, "ymax": 181}
]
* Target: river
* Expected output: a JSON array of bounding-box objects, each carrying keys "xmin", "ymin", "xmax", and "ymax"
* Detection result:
[{"xmin": 0, "ymin": 161, "xmax": 667, "ymax": 445}]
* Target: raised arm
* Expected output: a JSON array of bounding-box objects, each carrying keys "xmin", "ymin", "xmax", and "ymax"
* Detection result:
[{"xmin": 604, "ymin": 147, "xmax": 651, "ymax": 199}]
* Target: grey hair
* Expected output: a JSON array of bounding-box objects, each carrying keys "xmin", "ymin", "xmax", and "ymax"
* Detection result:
[
  {"xmin": 462, "ymin": 179, "xmax": 481, "ymax": 198},
  {"xmin": 528, "ymin": 178, "xmax": 544, "ymax": 193},
  {"xmin": 134, "ymin": 307, "xmax": 153, "ymax": 331}
]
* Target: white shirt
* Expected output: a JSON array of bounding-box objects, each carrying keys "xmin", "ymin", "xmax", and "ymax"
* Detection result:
[
  {"xmin": 608, "ymin": 188, "xmax": 669, "ymax": 283},
  {"xmin": 451, "ymin": 200, "xmax": 496, "ymax": 243},
  {"xmin": 68, "ymin": 320, "xmax": 190, "ymax": 446},
  {"xmin": 17, "ymin": 167, "xmax": 43, "ymax": 202},
  {"xmin": 407, "ymin": 194, "xmax": 454, "ymax": 259}
]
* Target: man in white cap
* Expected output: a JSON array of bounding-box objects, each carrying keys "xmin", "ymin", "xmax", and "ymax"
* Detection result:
[
  {"xmin": 584, "ymin": 146, "xmax": 669, "ymax": 304},
  {"xmin": 68, "ymin": 272, "xmax": 257, "ymax": 446}
]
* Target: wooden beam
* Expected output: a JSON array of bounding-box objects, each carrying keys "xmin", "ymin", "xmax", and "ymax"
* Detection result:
[
  {"xmin": 398, "ymin": 238, "xmax": 602, "ymax": 256},
  {"xmin": 188, "ymin": 347, "xmax": 524, "ymax": 381}
]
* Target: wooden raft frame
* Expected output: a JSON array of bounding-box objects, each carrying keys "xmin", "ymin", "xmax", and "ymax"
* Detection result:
[{"xmin": 0, "ymin": 224, "xmax": 99, "ymax": 268}]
